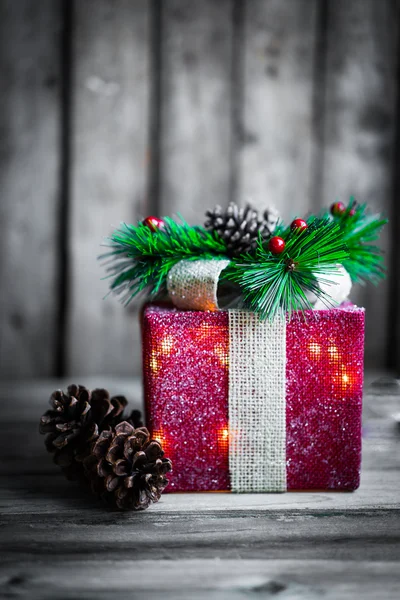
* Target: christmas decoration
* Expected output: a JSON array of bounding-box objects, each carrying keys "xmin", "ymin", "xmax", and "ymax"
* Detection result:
[
  {"xmin": 327, "ymin": 198, "xmax": 387, "ymax": 284},
  {"xmin": 290, "ymin": 218, "xmax": 308, "ymax": 231},
  {"xmin": 143, "ymin": 304, "xmax": 364, "ymax": 492},
  {"xmin": 263, "ymin": 206, "xmax": 280, "ymax": 233},
  {"xmin": 39, "ymin": 385, "xmax": 98, "ymax": 480},
  {"xmin": 103, "ymin": 200, "xmax": 386, "ymax": 320},
  {"xmin": 39, "ymin": 385, "xmax": 171, "ymax": 510},
  {"xmin": 85, "ymin": 422, "xmax": 171, "ymax": 510},
  {"xmin": 143, "ymin": 216, "xmax": 165, "ymax": 232},
  {"xmin": 331, "ymin": 201, "xmax": 346, "ymax": 216},
  {"xmin": 102, "ymin": 217, "xmax": 227, "ymax": 306},
  {"xmin": 204, "ymin": 202, "xmax": 274, "ymax": 257},
  {"xmin": 99, "ymin": 198, "xmax": 386, "ymax": 496},
  {"xmin": 268, "ymin": 235, "xmax": 286, "ymax": 255},
  {"xmin": 222, "ymin": 217, "xmax": 349, "ymax": 318}
]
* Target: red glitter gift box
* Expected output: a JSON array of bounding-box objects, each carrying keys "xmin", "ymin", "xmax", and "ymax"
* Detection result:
[{"xmin": 142, "ymin": 303, "xmax": 364, "ymax": 493}]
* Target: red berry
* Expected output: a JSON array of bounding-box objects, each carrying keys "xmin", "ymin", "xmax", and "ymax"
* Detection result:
[
  {"xmin": 330, "ymin": 202, "xmax": 345, "ymax": 217},
  {"xmin": 349, "ymin": 208, "xmax": 356, "ymax": 216},
  {"xmin": 268, "ymin": 236, "xmax": 286, "ymax": 255},
  {"xmin": 290, "ymin": 218, "xmax": 308, "ymax": 231},
  {"xmin": 143, "ymin": 216, "xmax": 165, "ymax": 232}
]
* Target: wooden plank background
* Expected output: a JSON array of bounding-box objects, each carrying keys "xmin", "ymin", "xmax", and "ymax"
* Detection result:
[
  {"xmin": 0, "ymin": 0, "xmax": 399, "ymax": 379},
  {"xmin": 0, "ymin": 0, "xmax": 62, "ymax": 378}
]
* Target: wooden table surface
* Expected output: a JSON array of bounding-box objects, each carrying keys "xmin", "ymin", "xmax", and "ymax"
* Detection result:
[{"xmin": 0, "ymin": 375, "xmax": 399, "ymax": 599}]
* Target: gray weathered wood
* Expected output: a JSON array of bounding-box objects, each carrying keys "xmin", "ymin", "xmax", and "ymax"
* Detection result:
[
  {"xmin": 318, "ymin": 0, "xmax": 399, "ymax": 366},
  {"xmin": 159, "ymin": 0, "xmax": 233, "ymax": 222},
  {"xmin": 1, "ymin": 467, "xmax": 399, "ymax": 513},
  {"xmin": 236, "ymin": 0, "xmax": 317, "ymax": 221},
  {"xmin": 1, "ymin": 509, "xmax": 399, "ymax": 560},
  {"xmin": 0, "ymin": 377, "xmax": 399, "ymax": 598},
  {"xmin": 0, "ymin": 0, "xmax": 62, "ymax": 378},
  {"xmin": 0, "ymin": 560, "xmax": 398, "ymax": 600},
  {"xmin": 67, "ymin": 0, "xmax": 150, "ymax": 377}
]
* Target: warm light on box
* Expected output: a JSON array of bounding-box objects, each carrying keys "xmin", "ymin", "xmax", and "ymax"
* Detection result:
[{"xmin": 142, "ymin": 304, "xmax": 364, "ymax": 492}]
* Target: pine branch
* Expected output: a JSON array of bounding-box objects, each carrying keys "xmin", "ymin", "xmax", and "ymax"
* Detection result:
[
  {"xmin": 101, "ymin": 200, "xmax": 386, "ymax": 318},
  {"xmin": 329, "ymin": 198, "xmax": 387, "ymax": 284},
  {"xmin": 223, "ymin": 217, "xmax": 349, "ymax": 319},
  {"xmin": 101, "ymin": 217, "xmax": 228, "ymax": 303}
]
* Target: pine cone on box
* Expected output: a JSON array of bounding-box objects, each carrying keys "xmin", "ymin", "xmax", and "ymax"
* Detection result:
[
  {"xmin": 204, "ymin": 202, "xmax": 279, "ymax": 258},
  {"xmin": 84, "ymin": 421, "xmax": 172, "ymax": 511}
]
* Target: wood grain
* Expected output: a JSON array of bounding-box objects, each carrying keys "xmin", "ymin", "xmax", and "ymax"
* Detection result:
[
  {"xmin": 1, "ymin": 509, "xmax": 399, "ymax": 560},
  {"xmin": 67, "ymin": 0, "xmax": 150, "ymax": 377},
  {"xmin": 236, "ymin": 0, "xmax": 317, "ymax": 221},
  {"xmin": 0, "ymin": 377, "xmax": 399, "ymax": 598},
  {"xmin": 317, "ymin": 0, "xmax": 399, "ymax": 366},
  {"xmin": 0, "ymin": 0, "xmax": 62, "ymax": 378},
  {"xmin": 0, "ymin": 560, "xmax": 398, "ymax": 600},
  {"xmin": 159, "ymin": 0, "xmax": 233, "ymax": 222}
]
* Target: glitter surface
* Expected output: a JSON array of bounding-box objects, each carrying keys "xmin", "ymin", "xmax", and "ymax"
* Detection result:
[
  {"xmin": 142, "ymin": 304, "xmax": 364, "ymax": 492},
  {"xmin": 286, "ymin": 307, "xmax": 364, "ymax": 490},
  {"xmin": 142, "ymin": 306, "xmax": 230, "ymax": 491}
]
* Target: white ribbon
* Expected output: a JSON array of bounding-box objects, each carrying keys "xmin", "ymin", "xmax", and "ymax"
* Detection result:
[{"xmin": 312, "ymin": 265, "xmax": 352, "ymax": 310}]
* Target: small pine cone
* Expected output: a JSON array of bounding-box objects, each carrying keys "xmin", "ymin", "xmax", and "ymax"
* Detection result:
[
  {"xmin": 84, "ymin": 422, "xmax": 172, "ymax": 511},
  {"xmin": 205, "ymin": 202, "xmax": 277, "ymax": 258},
  {"xmin": 39, "ymin": 385, "xmax": 98, "ymax": 477}
]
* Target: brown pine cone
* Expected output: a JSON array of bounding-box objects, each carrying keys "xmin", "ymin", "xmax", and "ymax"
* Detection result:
[
  {"xmin": 125, "ymin": 409, "xmax": 144, "ymax": 429},
  {"xmin": 39, "ymin": 385, "xmax": 144, "ymax": 480},
  {"xmin": 81, "ymin": 389, "xmax": 143, "ymax": 430},
  {"xmin": 91, "ymin": 390, "xmax": 143, "ymax": 431},
  {"xmin": 84, "ymin": 422, "xmax": 172, "ymax": 511},
  {"xmin": 89, "ymin": 388, "xmax": 128, "ymax": 431},
  {"xmin": 205, "ymin": 202, "xmax": 278, "ymax": 258},
  {"xmin": 39, "ymin": 385, "xmax": 98, "ymax": 477}
]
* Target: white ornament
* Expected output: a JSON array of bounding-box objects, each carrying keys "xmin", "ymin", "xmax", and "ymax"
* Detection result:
[{"xmin": 312, "ymin": 265, "xmax": 352, "ymax": 310}]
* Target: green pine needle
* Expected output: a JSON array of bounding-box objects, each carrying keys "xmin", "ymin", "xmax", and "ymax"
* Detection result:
[
  {"xmin": 102, "ymin": 217, "xmax": 228, "ymax": 304},
  {"xmin": 101, "ymin": 201, "xmax": 386, "ymax": 318},
  {"xmin": 222, "ymin": 217, "xmax": 349, "ymax": 320},
  {"xmin": 328, "ymin": 198, "xmax": 387, "ymax": 284}
]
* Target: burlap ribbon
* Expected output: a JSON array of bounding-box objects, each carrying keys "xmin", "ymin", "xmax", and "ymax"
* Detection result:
[
  {"xmin": 166, "ymin": 259, "xmax": 230, "ymax": 311},
  {"xmin": 228, "ymin": 311, "xmax": 287, "ymax": 492}
]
